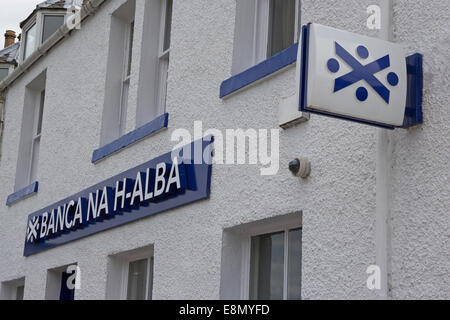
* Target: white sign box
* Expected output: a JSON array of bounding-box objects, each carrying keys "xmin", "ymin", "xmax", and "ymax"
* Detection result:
[{"xmin": 298, "ymin": 23, "xmax": 409, "ymax": 128}]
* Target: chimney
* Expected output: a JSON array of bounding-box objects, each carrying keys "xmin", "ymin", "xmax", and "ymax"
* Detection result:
[{"xmin": 4, "ymin": 30, "xmax": 16, "ymax": 48}]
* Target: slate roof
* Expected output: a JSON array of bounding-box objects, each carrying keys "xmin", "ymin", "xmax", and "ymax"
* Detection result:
[{"xmin": 0, "ymin": 42, "xmax": 20, "ymax": 64}]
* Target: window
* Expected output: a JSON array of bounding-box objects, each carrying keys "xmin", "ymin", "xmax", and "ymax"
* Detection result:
[
  {"xmin": 126, "ymin": 257, "xmax": 154, "ymax": 300},
  {"xmin": 135, "ymin": 0, "xmax": 173, "ymax": 127},
  {"xmin": 157, "ymin": 0, "xmax": 172, "ymax": 113},
  {"xmin": 23, "ymin": 23, "xmax": 37, "ymax": 60},
  {"xmin": 20, "ymin": 11, "xmax": 67, "ymax": 62},
  {"xmin": 0, "ymin": 67, "xmax": 9, "ymax": 81},
  {"xmin": 267, "ymin": 0, "xmax": 296, "ymax": 57},
  {"xmin": 120, "ymin": 20, "xmax": 135, "ymax": 136},
  {"xmin": 45, "ymin": 264, "xmax": 78, "ymax": 300},
  {"xmin": 15, "ymin": 71, "xmax": 46, "ymax": 190},
  {"xmin": 29, "ymin": 90, "xmax": 45, "ymax": 183},
  {"xmin": 249, "ymin": 228, "xmax": 301, "ymax": 300},
  {"xmin": 231, "ymin": 0, "xmax": 300, "ymax": 75},
  {"xmin": 16, "ymin": 285, "xmax": 25, "ymax": 300},
  {"xmin": 106, "ymin": 245, "xmax": 154, "ymax": 300},
  {"xmin": 101, "ymin": 0, "xmax": 172, "ymax": 146},
  {"xmin": 219, "ymin": 212, "xmax": 301, "ymax": 299},
  {"xmin": 0, "ymin": 278, "xmax": 25, "ymax": 300},
  {"xmin": 42, "ymin": 15, "xmax": 65, "ymax": 43},
  {"xmin": 101, "ymin": 0, "xmax": 136, "ymax": 145}
]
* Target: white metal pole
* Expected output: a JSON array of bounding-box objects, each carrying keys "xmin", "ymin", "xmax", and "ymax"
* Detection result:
[
  {"xmin": 0, "ymin": 93, "xmax": 4, "ymax": 160},
  {"xmin": 375, "ymin": 0, "xmax": 393, "ymax": 299}
]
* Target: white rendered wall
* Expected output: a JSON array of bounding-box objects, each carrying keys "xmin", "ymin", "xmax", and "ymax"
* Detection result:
[{"xmin": 0, "ymin": 0, "xmax": 448, "ymax": 300}]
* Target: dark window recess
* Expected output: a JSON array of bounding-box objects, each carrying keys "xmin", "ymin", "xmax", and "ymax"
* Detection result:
[
  {"xmin": 59, "ymin": 271, "xmax": 75, "ymax": 300},
  {"xmin": 267, "ymin": 0, "xmax": 296, "ymax": 58},
  {"xmin": 163, "ymin": 0, "xmax": 173, "ymax": 52}
]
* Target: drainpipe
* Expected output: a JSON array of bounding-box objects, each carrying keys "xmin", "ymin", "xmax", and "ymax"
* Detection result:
[{"xmin": 375, "ymin": 0, "xmax": 393, "ymax": 299}]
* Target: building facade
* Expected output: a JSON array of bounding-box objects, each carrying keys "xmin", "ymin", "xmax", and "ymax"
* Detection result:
[{"xmin": 0, "ymin": 0, "xmax": 449, "ymax": 300}]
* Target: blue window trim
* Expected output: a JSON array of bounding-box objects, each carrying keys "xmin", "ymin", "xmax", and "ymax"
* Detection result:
[
  {"xmin": 6, "ymin": 181, "xmax": 39, "ymax": 206},
  {"xmin": 92, "ymin": 113, "xmax": 169, "ymax": 163},
  {"xmin": 220, "ymin": 43, "xmax": 298, "ymax": 99}
]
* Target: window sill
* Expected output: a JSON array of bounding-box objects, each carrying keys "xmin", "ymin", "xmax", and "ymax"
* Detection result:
[
  {"xmin": 92, "ymin": 113, "xmax": 169, "ymax": 163},
  {"xmin": 6, "ymin": 181, "xmax": 39, "ymax": 206},
  {"xmin": 220, "ymin": 43, "xmax": 298, "ymax": 99}
]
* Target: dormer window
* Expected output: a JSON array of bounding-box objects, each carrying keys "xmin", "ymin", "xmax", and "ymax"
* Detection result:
[
  {"xmin": 20, "ymin": 10, "xmax": 67, "ymax": 62},
  {"xmin": 42, "ymin": 15, "xmax": 65, "ymax": 43},
  {"xmin": 0, "ymin": 67, "xmax": 9, "ymax": 81},
  {"xmin": 23, "ymin": 23, "xmax": 37, "ymax": 60}
]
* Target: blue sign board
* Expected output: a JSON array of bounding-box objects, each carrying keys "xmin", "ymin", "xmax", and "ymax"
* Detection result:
[{"xmin": 24, "ymin": 137, "xmax": 213, "ymax": 256}]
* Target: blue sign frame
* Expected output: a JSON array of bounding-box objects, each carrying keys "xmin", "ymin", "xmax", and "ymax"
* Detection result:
[
  {"xmin": 299, "ymin": 23, "xmax": 423, "ymax": 129},
  {"xmin": 24, "ymin": 137, "xmax": 214, "ymax": 256}
]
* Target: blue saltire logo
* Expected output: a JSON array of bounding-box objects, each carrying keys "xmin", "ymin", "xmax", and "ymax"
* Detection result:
[{"xmin": 327, "ymin": 42, "xmax": 399, "ymax": 103}]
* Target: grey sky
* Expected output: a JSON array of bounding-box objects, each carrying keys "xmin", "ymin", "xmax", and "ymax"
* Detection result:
[{"xmin": 0, "ymin": 0, "xmax": 41, "ymax": 45}]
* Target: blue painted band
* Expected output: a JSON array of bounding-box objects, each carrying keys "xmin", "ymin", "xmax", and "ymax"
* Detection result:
[
  {"xmin": 220, "ymin": 43, "xmax": 298, "ymax": 98},
  {"xmin": 402, "ymin": 53, "xmax": 423, "ymax": 128},
  {"xmin": 92, "ymin": 113, "xmax": 169, "ymax": 163},
  {"xmin": 299, "ymin": 24, "xmax": 310, "ymax": 113},
  {"xmin": 6, "ymin": 181, "xmax": 39, "ymax": 206}
]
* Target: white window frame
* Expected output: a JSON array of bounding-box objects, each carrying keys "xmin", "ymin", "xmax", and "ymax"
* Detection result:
[
  {"xmin": 156, "ymin": 0, "xmax": 172, "ymax": 114},
  {"xmin": 232, "ymin": 0, "xmax": 300, "ymax": 75},
  {"xmin": 15, "ymin": 71, "xmax": 46, "ymax": 190},
  {"xmin": 135, "ymin": 0, "xmax": 172, "ymax": 127},
  {"xmin": 240, "ymin": 219, "xmax": 301, "ymax": 300},
  {"xmin": 119, "ymin": 21, "xmax": 135, "ymax": 136},
  {"xmin": 106, "ymin": 245, "xmax": 155, "ymax": 300},
  {"xmin": 100, "ymin": 0, "xmax": 137, "ymax": 146},
  {"xmin": 28, "ymin": 89, "xmax": 45, "ymax": 183},
  {"xmin": 21, "ymin": 18, "xmax": 37, "ymax": 62},
  {"xmin": 120, "ymin": 255, "xmax": 154, "ymax": 300}
]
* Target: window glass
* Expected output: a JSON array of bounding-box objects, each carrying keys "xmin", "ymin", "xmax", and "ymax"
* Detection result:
[
  {"xmin": 24, "ymin": 23, "xmax": 37, "ymax": 60},
  {"xmin": 119, "ymin": 79, "xmax": 129, "ymax": 135},
  {"xmin": 126, "ymin": 21, "xmax": 134, "ymax": 77},
  {"xmin": 147, "ymin": 257, "xmax": 154, "ymax": 300},
  {"xmin": 0, "ymin": 68, "xmax": 9, "ymax": 81},
  {"xmin": 30, "ymin": 137, "xmax": 40, "ymax": 183},
  {"xmin": 16, "ymin": 286, "xmax": 24, "ymax": 300},
  {"xmin": 267, "ymin": 0, "xmax": 296, "ymax": 57},
  {"xmin": 37, "ymin": 90, "xmax": 45, "ymax": 136},
  {"xmin": 163, "ymin": 0, "xmax": 173, "ymax": 52},
  {"xmin": 42, "ymin": 15, "xmax": 65, "ymax": 43},
  {"xmin": 287, "ymin": 228, "xmax": 301, "ymax": 299},
  {"xmin": 250, "ymin": 231, "xmax": 285, "ymax": 300},
  {"xmin": 127, "ymin": 259, "xmax": 148, "ymax": 300}
]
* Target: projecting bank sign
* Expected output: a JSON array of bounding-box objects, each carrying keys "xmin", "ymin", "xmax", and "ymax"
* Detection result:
[
  {"xmin": 24, "ymin": 138, "xmax": 213, "ymax": 256},
  {"xmin": 298, "ymin": 23, "xmax": 422, "ymax": 129}
]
